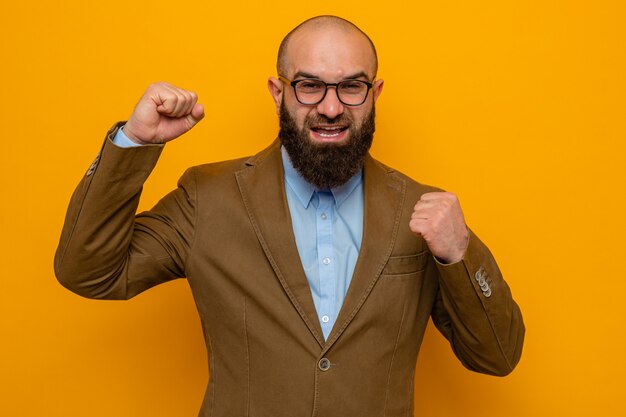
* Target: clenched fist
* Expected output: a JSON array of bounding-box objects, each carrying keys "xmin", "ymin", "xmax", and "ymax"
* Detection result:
[
  {"xmin": 409, "ymin": 192, "xmax": 469, "ymax": 264},
  {"xmin": 123, "ymin": 82, "xmax": 205, "ymax": 145}
]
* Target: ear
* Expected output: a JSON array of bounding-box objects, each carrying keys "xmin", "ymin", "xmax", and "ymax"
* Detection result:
[
  {"xmin": 267, "ymin": 77, "xmax": 284, "ymax": 115},
  {"xmin": 372, "ymin": 79, "xmax": 384, "ymax": 102}
]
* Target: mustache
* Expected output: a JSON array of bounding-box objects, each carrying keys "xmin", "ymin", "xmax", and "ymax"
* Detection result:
[{"xmin": 305, "ymin": 113, "xmax": 353, "ymax": 126}]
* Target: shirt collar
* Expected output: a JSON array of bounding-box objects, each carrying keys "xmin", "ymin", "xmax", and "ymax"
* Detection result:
[{"xmin": 281, "ymin": 146, "xmax": 363, "ymax": 209}]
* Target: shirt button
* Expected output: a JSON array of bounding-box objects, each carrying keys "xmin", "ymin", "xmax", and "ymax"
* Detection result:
[
  {"xmin": 318, "ymin": 358, "xmax": 331, "ymax": 371},
  {"xmin": 322, "ymin": 257, "xmax": 331, "ymax": 265},
  {"xmin": 321, "ymin": 315, "xmax": 330, "ymax": 323},
  {"xmin": 320, "ymin": 213, "xmax": 327, "ymax": 220}
]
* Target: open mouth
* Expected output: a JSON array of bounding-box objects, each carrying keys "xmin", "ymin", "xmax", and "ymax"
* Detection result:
[{"xmin": 310, "ymin": 125, "xmax": 349, "ymax": 141}]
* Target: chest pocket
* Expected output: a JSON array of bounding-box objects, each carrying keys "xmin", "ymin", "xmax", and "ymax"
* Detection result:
[{"xmin": 381, "ymin": 250, "xmax": 429, "ymax": 277}]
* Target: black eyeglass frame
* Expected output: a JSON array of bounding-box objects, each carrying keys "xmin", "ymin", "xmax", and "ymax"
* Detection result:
[{"xmin": 279, "ymin": 76, "xmax": 374, "ymax": 106}]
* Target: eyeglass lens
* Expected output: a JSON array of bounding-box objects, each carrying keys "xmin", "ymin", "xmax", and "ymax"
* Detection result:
[{"xmin": 295, "ymin": 80, "xmax": 369, "ymax": 105}]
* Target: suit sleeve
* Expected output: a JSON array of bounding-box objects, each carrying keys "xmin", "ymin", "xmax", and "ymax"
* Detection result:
[
  {"xmin": 430, "ymin": 229, "xmax": 525, "ymax": 376},
  {"xmin": 54, "ymin": 123, "xmax": 197, "ymax": 300}
]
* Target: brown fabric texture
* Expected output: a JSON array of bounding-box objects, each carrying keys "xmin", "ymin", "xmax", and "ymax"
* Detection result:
[{"xmin": 55, "ymin": 123, "xmax": 524, "ymax": 417}]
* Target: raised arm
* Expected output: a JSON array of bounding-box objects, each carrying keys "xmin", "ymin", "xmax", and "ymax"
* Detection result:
[{"xmin": 54, "ymin": 83, "xmax": 205, "ymax": 299}]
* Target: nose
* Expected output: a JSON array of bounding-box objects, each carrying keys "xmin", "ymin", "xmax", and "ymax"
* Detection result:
[{"xmin": 316, "ymin": 86, "xmax": 344, "ymax": 119}]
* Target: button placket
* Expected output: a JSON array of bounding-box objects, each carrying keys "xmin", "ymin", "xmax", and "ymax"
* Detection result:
[{"xmin": 315, "ymin": 191, "xmax": 336, "ymax": 339}]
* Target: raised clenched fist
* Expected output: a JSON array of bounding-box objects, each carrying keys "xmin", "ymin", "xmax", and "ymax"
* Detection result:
[
  {"xmin": 409, "ymin": 191, "xmax": 469, "ymax": 264},
  {"xmin": 123, "ymin": 82, "xmax": 205, "ymax": 145}
]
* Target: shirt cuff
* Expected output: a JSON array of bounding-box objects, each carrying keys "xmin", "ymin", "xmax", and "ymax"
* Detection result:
[{"xmin": 112, "ymin": 126, "xmax": 143, "ymax": 147}]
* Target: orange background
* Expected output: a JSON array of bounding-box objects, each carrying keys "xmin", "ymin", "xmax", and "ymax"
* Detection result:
[{"xmin": 1, "ymin": 1, "xmax": 625, "ymax": 416}]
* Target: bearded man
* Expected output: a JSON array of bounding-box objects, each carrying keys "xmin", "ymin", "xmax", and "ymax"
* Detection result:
[{"xmin": 55, "ymin": 15, "xmax": 524, "ymax": 417}]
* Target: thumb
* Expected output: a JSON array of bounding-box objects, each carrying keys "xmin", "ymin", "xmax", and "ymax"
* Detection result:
[{"xmin": 185, "ymin": 103, "xmax": 205, "ymax": 129}]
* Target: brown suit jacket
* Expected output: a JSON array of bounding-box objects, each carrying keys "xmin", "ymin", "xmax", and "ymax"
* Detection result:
[{"xmin": 55, "ymin": 123, "xmax": 524, "ymax": 417}]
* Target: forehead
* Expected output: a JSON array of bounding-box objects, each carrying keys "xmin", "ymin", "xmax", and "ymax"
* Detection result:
[{"xmin": 284, "ymin": 27, "xmax": 376, "ymax": 80}]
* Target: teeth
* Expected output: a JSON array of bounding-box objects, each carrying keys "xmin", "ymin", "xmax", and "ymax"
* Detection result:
[{"xmin": 312, "ymin": 126, "xmax": 346, "ymax": 138}]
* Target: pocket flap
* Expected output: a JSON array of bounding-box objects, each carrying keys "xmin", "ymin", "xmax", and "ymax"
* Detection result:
[{"xmin": 382, "ymin": 251, "xmax": 429, "ymax": 275}]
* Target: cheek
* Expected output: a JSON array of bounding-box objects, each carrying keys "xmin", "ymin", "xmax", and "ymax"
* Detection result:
[
  {"xmin": 294, "ymin": 109, "xmax": 315, "ymax": 130},
  {"xmin": 346, "ymin": 108, "xmax": 366, "ymax": 126},
  {"xmin": 359, "ymin": 99, "xmax": 376, "ymax": 122}
]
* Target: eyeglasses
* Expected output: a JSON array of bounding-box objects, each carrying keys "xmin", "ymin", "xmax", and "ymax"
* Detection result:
[{"xmin": 279, "ymin": 76, "xmax": 373, "ymax": 106}]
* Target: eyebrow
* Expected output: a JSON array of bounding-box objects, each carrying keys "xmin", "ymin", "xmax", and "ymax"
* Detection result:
[{"xmin": 292, "ymin": 71, "xmax": 370, "ymax": 81}]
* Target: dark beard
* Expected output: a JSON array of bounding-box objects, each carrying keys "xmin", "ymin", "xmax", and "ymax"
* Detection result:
[{"xmin": 278, "ymin": 102, "xmax": 375, "ymax": 189}]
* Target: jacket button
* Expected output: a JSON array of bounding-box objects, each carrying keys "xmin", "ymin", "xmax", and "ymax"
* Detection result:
[{"xmin": 318, "ymin": 358, "xmax": 331, "ymax": 371}]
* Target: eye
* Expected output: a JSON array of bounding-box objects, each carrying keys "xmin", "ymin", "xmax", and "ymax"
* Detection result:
[
  {"xmin": 297, "ymin": 80, "xmax": 324, "ymax": 92},
  {"xmin": 339, "ymin": 81, "xmax": 366, "ymax": 93}
]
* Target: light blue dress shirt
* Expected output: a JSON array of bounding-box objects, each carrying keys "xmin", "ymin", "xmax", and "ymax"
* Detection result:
[
  {"xmin": 113, "ymin": 128, "xmax": 364, "ymax": 340},
  {"xmin": 281, "ymin": 147, "xmax": 363, "ymax": 340},
  {"xmin": 113, "ymin": 127, "xmax": 143, "ymax": 147}
]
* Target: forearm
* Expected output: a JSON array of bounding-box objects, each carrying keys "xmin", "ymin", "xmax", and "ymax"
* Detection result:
[
  {"xmin": 54, "ymin": 123, "xmax": 165, "ymax": 299},
  {"xmin": 432, "ymin": 229, "xmax": 525, "ymax": 376}
]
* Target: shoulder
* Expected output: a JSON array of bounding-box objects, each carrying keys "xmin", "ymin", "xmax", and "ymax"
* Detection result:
[
  {"xmin": 367, "ymin": 154, "xmax": 443, "ymax": 198},
  {"xmin": 188, "ymin": 156, "xmax": 251, "ymax": 178},
  {"xmin": 178, "ymin": 139, "xmax": 280, "ymax": 189}
]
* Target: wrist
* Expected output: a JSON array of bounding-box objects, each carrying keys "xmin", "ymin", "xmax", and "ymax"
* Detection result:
[
  {"xmin": 121, "ymin": 125, "xmax": 150, "ymax": 145},
  {"xmin": 438, "ymin": 230, "xmax": 469, "ymax": 264},
  {"xmin": 112, "ymin": 125, "xmax": 145, "ymax": 148}
]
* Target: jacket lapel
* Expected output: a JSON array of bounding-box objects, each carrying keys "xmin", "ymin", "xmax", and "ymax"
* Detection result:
[
  {"xmin": 235, "ymin": 142, "xmax": 407, "ymax": 350},
  {"xmin": 235, "ymin": 140, "xmax": 326, "ymax": 347},
  {"xmin": 324, "ymin": 154, "xmax": 406, "ymax": 351}
]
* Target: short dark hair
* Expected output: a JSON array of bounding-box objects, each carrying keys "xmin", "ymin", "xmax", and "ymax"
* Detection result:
[{"xmin": 276, "ymin": 15, "xmax": 378, "ymax": 78}]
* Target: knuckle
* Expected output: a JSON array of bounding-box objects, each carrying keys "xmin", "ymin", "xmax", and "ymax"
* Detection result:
[
  {"xmin": 440, "ymin": 191, "xmax": 456, "ymax": 201},
  {"xmin": 167, "ymin": 97, "xmax": 178, "ymax": 109},
  {"xmin": 150, "ymin": 81, "xmax": 166, "ymax": 90}
]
